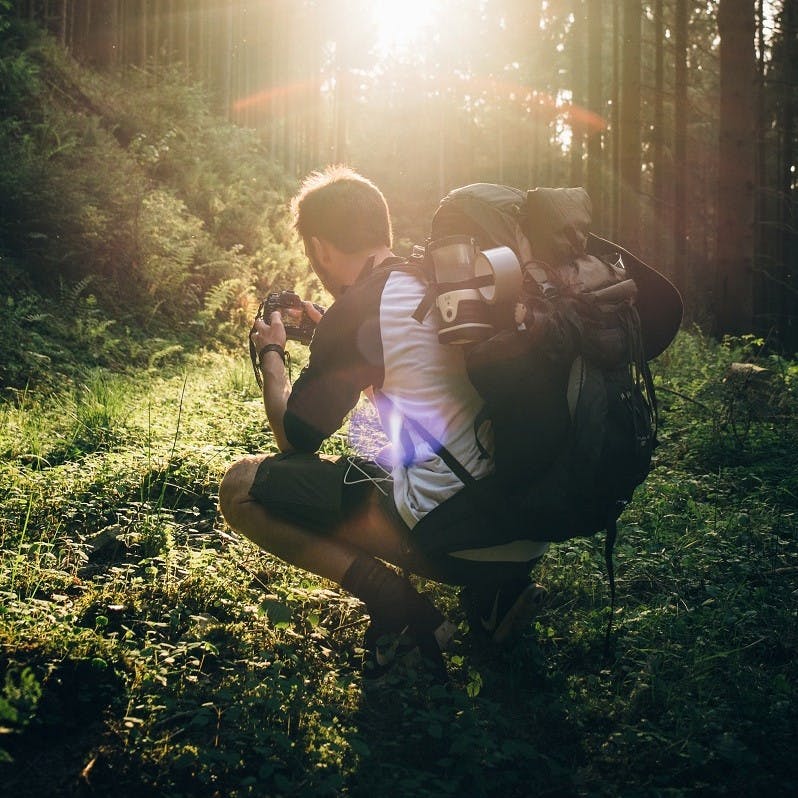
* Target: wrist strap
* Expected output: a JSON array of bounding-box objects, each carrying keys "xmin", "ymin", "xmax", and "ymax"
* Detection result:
[{"xmin": 257, "ymin": 343, "xmax": 286, "ymax": 365}]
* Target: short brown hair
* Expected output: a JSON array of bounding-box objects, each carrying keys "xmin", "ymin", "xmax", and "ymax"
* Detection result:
[{"xmin": 290, "ymin": 165, "xmax": 392, "ymax": 253}]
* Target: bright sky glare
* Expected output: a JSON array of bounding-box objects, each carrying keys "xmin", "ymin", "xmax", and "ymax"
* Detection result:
[{"xmin": 372, "ymin": 0, "xmax": 437, "ymax": 55}]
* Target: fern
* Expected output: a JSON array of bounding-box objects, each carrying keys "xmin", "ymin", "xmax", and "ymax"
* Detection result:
[
  {"xmin": 59, "ymin": 274, "xmax": 95, "ymax": 308},
  {"xmin": 200, "ymin": 278, "xmax": 248, "ymax": 321}
]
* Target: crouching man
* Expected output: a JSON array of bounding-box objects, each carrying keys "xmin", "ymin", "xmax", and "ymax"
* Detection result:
[{"xmin": 219, "ymin": 166, "xmax": 546, "ymax": 683}]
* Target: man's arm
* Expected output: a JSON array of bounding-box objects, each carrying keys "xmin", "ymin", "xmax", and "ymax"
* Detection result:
[
  {"xmin": 260, "ymin": 353, "xmax": 292, "ymax": 452},
  {"xmin": 251, "ymin": 312, "xmax": 293, "ymax": 452},
  {"xmin": 252, "ymin": 301, "xmax": 327, "ymax": 453}
]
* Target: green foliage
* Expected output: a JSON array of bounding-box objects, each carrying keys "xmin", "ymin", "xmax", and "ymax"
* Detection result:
[
  {"xmin": 0, "ymin": 259, "xmax": 186, "ymax": 391},
  {"xmin": 0, "ymin": 43, "xmax": 147, "ymax": 296},
  {"xmin": 651, "ymin": 328, "xmax": 798, "ymax": 465},
  {"xmin": 0, "ymin": 665, "xmax": 42, "ymax": 761}
]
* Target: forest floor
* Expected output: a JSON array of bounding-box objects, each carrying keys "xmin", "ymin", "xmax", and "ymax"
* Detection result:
[{"xmin": 1, "ymin": 333, "xmax": 797, "ymax": 798}]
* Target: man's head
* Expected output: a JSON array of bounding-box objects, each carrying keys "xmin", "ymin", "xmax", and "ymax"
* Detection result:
[
  {"xmin": 291, "ymin": 166, "xmax": 393, "ymax": 296},
  {"xmin": 291, "ymin": 165, "xmax": 393, "ymax": 254}
]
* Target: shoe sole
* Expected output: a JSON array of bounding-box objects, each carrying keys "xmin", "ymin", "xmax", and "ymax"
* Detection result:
[
  {"xmin": 491, "ymin": 583, "xmax": 547, "ymax": 645},
  {"xmin": 363, "ymin": 619, "xmax": 456, "ymax": 688}
]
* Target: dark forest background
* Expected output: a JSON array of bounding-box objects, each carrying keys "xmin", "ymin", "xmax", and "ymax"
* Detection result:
[{"xmin": 1, "ymin": 0, "xmax": 797, "ymax": 370}]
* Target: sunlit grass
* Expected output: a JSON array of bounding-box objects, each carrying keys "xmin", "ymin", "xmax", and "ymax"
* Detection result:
[{"xmin": 0, "ymin": 333, "xmax": 796, "ymax": 795}]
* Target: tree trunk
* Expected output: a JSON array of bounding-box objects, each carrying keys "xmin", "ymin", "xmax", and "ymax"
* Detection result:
[
  {"xmin": 153, "ymin": 0, "xmax": 162, "ymax": 76},
  {"xmin": 610, "ymin": 0, "xmax": 621, "ymax": 238},
  {"xmin": 166, "ymin": 0, "xmax": 175, "ymax": 61},
  {"xmin": 58, "ymin": 0, "xmax": 66, "ymax": 46},
  {"xmin": 618, "ymin": 0, "xmax": 641, "ymax": 251},
  {"xmin": 674, "ymin": 0, "xmax": 688, "ymax": 299},
  {"xmin": 140, "ymin": 0, "xmax": 148, "ymax": 67},
  {"xmin": 183, "ymin": 0, "xmax": 190, "ymax": 76},
  {"xmin": 440, "ymin": 98, "xmax": 447, "ymax": 197},
  {"xmin": 714, "ymin": 0, "xmax": 757, "ymax": 335},
  {"xmin": 570, "ymin": 0, "xmax": 585, "ymax": 187},
  {"xmin": 778, "ymin": 1, "xmax": 796, "ymax": 340},
  {"xmin": 652, "ymin": 0, "xmax": 665, "ymax": 223},
  {"xmin": 586, "ymin": 0, "xmax": 603, "ymax": 226},
  {"xmin": 220, "ymin": 0, "xmax": 233, "ymax": 119}
]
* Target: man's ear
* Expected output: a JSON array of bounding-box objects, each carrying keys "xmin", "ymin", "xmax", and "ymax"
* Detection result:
[{"xmin": 310, "ymin": 236, "xmax": 331, "ymax": 265}]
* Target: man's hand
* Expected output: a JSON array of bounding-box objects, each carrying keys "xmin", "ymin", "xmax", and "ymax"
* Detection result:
[
  {"xmin": 301, "ymin": 300, "xmax": 324, "ymax": 326},
  {"xmin": 251, "ymin": 310, "xmax": 287, "ymax": 355}
]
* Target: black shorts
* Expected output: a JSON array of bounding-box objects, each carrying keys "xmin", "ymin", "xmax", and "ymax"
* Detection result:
[
  {"xmin": 248, "ymin": 452, "xmax": 539, "ymax": 586},
  {"xmin": 248, "ymin": 451, "xmax": 378, "ymax": 531}
]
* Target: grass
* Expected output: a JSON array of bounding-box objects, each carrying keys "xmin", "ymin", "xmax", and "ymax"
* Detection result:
[{"xmin": 0, "ymin": 332, "xmax": 796, "ymax": 797}]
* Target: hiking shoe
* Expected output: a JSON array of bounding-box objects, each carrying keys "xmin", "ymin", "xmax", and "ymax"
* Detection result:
[
  {"xmin": 462, "ymin": 579, "xmax": 547, "ymax": 644},
  {"xmin": 361, "ymin": 618, "xmax": 456, "ymax": 686}
]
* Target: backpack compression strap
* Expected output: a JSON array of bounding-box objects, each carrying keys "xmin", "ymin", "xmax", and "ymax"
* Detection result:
[{"xmin": 393, "ymin": 405, "xmax": 527, "ymax": 550}]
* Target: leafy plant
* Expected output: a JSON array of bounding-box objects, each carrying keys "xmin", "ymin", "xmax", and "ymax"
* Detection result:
[
  {"xmin": 0, "ymin": 32, "xmax": 310, "ymax": 390},
  {"xmin": 0, "ymin": 665, "xmax": 42, "ymax": 761}
]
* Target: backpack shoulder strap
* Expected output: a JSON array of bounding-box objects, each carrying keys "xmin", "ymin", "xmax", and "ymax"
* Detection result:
[
  {"xmin": 372, "ymin": 255, "xmax": 434, "ymax": 321},
  {"xmin": 402, "ymin": 412, "xmax": 477, "ymax": 490}
]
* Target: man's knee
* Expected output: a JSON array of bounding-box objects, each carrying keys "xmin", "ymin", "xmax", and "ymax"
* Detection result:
[{"xmin": 218, "ymin": 455, "xmax": 263, "ymax": 529}]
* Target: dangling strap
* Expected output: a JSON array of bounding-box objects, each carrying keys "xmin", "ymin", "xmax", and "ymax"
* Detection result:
[
  {"xmin": 472, "ymin": 405, "xmax": 492, "ymax": 460},
  {"xmin": 603, "ymin": 505, "xmax": 622, "ymax": 658}
]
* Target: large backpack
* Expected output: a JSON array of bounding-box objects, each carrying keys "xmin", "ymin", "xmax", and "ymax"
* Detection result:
[{"xmin": 404, "ymin": 183, "xmax": 683, "ymax": 623}]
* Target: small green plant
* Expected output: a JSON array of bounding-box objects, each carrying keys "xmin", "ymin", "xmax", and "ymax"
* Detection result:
[
  {"xmin": 70, "ymin": 370, "xmax": 129, "ymax": 453},
  {"xmin": 0, "ymin": 665, "xmax": 43, "ymax": 761}
]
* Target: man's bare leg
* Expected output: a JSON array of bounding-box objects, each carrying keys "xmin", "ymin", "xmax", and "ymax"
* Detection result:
[
  {"xmin": 218, "ymin": 455, "xmax": 449, "ymax": 667},
  {"xmin": 218, "ymin": 454, "xmax": 421, "ymax": 583}
]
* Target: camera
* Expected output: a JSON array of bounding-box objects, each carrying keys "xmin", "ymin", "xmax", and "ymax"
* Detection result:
[
  {"xmin": 249, "ymin": 290, "xmax": 326, "ymax": 388},
  {"xmin": 256, "ymin": 290, "xmax": 325, "ymax": 346}
]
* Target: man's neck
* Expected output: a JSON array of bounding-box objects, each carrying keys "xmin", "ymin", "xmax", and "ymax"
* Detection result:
[
  {"xmin": 348, "ymin": 246, "xmax": 393, "ymax": 272},
  {"xmin": 333, "ymin": 246, "xmax": 394, "ymax": 296},
  {"xmin": 369, "ymin": 246, "xmax": 394, "ymax": 268}
]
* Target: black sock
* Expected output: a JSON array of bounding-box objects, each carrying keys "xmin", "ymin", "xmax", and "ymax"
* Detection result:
[{"xmin": 341, "ymin": 554, "xmax": 443, "ymax": 634}]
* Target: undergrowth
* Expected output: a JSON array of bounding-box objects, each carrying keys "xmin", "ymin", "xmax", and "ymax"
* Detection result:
[
  {"xmin": 0, "ymin": 330, "xmax": 796, "ymax": 797},
  {"xmin": 0, "ymin": 21, "xmax": 320, "ymax": 391}
]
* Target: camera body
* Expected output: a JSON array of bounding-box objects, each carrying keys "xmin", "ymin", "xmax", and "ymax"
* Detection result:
[{"xmin": 257, "ymin": 290, "xmax": 325, "ymax": 346}]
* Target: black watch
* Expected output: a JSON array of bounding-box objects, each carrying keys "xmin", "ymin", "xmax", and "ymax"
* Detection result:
[{"xmin": 258, "ymin": 343, "xmax": 286, "ymax": 366}]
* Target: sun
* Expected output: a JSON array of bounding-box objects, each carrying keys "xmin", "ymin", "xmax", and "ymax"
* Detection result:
[{"xmin": 372, "ymin": 0, "xmax": 437, "ymax": 56}]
